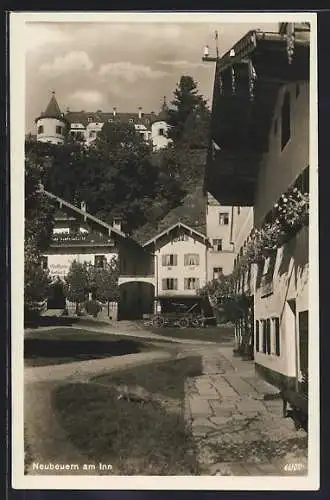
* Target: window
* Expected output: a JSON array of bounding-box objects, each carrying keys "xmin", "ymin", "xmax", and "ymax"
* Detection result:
[
  {"xmin": 262, "ymin": 320, "xmax": 267, "ymax": 353},
  {"xmin": 88, "ymin": 117, "xmax": 93, "ymax": 122},
  {"xmin": 184, "ymin": 278, "xmax": 200, "ymax": 290},
  {"xmin": 89, "ymin": 131, "xmax": 96, "ymax": 138},
  {"xmin": 213, "ymin": 267, "xmax": 223, "ymax": 279},
  {"xmin": 37, "ymin": 125, "xmax": 44, "ymax": 134},
  {"xmin": 94, "ymin": 255, "xmax": 106, "ymax": 268},
  {"xmin": 40, "ymin": 256, "xmax": 48, "ymax": 270},
  {"xmin": 129, "ymin": 118, "xmax": 134, "ymax": 123},
  {"xmin": 272, "ymin": 317, "xmax": 280, "ymax": 356},
  {"xmin": 255, "ymin": 320, "xmax": 260, "ymax": 352},
  {"xmin": 237, "ymin": 207, "xmax": 241, "ymax": 215},
  {"xmin": 108, "ymin": 118, "xmax": 113, "ymax": 123},
  {"xmin": 158, "ymin": 128, "xmax": 164, "ymax": 136},
  {"xmin": 281, "ymin": 91, "xmax": 291, "ymax": 150},
  {"xmin": 162, "ymin": 278, "xmax": 178, "ymax": 290},
  {"xmin": 212, "ymin": 239, "xmax": 222, "ymax": 251},
  {"xmin": 184, "ymin": 254, "xmax": 200, "ymax": 266},
  {"xmin": 219, "ymin": 212, "xmax": 229, "ymax": 225},
  {"xmin": 162, "ymin": 254, "xmax": 178, "ymax": 266}
]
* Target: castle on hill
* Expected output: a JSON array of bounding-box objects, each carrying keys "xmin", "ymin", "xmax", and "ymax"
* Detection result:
[{"xmin": 34, "ymin": 91, "xmax": 172, "ymax": 150}]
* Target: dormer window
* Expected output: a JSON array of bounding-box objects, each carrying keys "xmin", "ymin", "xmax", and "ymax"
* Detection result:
[
  {"xmin": 129, "ymin": 118, "xmax": 134, "ymax": 123},
  {"xmin": 88, "ymin": 117, "xmax": 93, "ymax": 123}
]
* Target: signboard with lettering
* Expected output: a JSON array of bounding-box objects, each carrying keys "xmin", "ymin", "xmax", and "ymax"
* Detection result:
[{"xmin": 49, "ymin": 263, "xmax": 70, "ymax": 277}]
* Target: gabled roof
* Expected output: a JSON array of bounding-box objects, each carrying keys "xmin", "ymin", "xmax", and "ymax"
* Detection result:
[
  {"xmin": 40, "ymin": 187, "xmax": 128, "ymax": 240},
  {"xmin": 143, "ymin": 221, "xmax": 209, "ymax": 248}
]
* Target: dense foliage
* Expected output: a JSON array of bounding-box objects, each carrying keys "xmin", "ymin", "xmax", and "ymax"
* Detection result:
[{"xmin": 25, "ymin": 152, "xmax": 55, "ymax": 310}]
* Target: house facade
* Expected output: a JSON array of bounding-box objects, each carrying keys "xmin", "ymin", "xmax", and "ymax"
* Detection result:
[
  {"xmin": 143, "ymin": 222, "xmax": 210, "ymax": 313},
  {"xmin": 206, "ymin": 192, "xmax": 235, "ymax": 279},
  {"xmin": 204, "ymin": 23, "xmax": 311, "ymax": 404},
  {"xmin": 40, "ymin": 188, "xmax": 153, "ymax": 320},
  {"xmin": 35, "ymin": 94, "xmax": 171, "ymax": 150}
]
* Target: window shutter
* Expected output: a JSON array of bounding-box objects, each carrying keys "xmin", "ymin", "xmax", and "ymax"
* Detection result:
[
  {"xmin": 184, "ymin": 278, "xmax": 188, "ymax": 289},
  {"xmin": 184, "ymin": 254, "xmax": 188, "ymax": 266},
  {"xmin": 174, "ymin": 254, "xmax": 178, "ymax": 266},
  {"xmin": 275, "ymin": 318, "xmax": 280, "ymax": 356},
  {"xmin": 162, "ymin": 255, "xmax": 166, "ymax": 266},
  {"xmin": 174, "ymin": 279, "xmax": 178, "ymax": 290},
  {"xmin": 162, "ymin": 279, "xmax": 166, "ymax": 290}
]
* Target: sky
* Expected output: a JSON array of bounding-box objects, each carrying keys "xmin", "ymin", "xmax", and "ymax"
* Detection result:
[{"xmin": 25, "ymin": 19, "xmax": 278, "ymax": 133}]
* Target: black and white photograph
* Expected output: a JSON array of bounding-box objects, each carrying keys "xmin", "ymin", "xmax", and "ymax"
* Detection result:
[{"xmin": 10, "ymin": 11, "xmax": 319, "ymax": 490}]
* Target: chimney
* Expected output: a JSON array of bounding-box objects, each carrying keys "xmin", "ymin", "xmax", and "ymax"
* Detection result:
[
  {"xmin": 113, "ymin": 217, "xmax": 122, "ymax": 232},
  {"xmin": 81, "ymin": 201, "xmax": 86, "ymax": 212},
  {"xmin": 138, "ymin": 106, "xmax": 142, "ymax": 119},
  {"xmin": 113, "ymin": 107, "xmax": 117, "ymax": 117}
]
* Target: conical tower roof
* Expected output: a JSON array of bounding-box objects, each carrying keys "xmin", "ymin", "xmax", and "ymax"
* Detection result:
[{"xmin": 35, "ymin": 91, "xmax": 65, "ymax": 122}]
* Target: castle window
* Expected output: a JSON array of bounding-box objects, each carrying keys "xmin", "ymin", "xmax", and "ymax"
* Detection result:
[
  {"xmin": 56, "ymin": 126, "xmax": 62, "ymax": 135},
  {"xmin": 158, "ymin": 128, "xmax": 164, "ymax": 136},
  {"xmin": 38, "ymin": 125, "xmax": 44, "ymax": 134},
  {"xmin": 281, "ymin": 91, "xmax": 291, "ymax": 150}
]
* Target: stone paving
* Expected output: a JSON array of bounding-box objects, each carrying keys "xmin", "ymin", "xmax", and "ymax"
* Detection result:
[{"xmin": 184, "ymin": 347, "xmax": 308, "ymax": 476}]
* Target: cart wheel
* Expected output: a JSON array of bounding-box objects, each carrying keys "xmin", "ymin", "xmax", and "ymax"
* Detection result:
[
  {"xmin": 191, "ymin": 317, "xmax": 200, "ymax": 328},
  {"xmin": 179, "ymin": 317, "xmax": 190, "ymax": 329},
  {"xmin": 152, "ymin": 316, "xmax": 165, "ymax": 328}
]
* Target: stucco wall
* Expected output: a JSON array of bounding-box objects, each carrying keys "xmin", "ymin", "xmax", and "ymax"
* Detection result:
[
  {"xmin": 36, "ymin": 117, "xmax": 66, "ymax": 144},
  {"xmin": 154, "ymin": 235, "xmax": 207, "ymax": 296},
  {"xmin": 151, "ymin": 121, "xmax": 171, "ymax": 150},
  {"xmin": 44, "ymin": 250, "xmax": 118, "ymax": 278},
  {"xmin": 254, "ymin": 226, "xmax": 308, "ymax": 380},
  {"xmin": 254, "ymin": 82, "xmax": 309, "ymax": 226}
]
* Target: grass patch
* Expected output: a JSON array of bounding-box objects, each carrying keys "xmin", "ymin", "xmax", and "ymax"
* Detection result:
[
  {"xmin": 148, "ymin": 325, "xmax": 234, "ymax": 343},
  {"xmin": 94, "ymin": 355, "xmax": 202, "ymax": 399},
  {"xmin": 52, "ymin": 356, "xmax": 202, "ymax": 474}
]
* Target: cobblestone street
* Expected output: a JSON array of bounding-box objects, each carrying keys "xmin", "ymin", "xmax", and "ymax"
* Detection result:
[{"xmin": 184, "ymin": 346, "xmax": 308, "ymax": 476}]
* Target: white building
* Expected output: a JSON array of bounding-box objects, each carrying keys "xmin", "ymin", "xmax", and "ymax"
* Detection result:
[
  {"xmin": 143, "ymin": 222, "xmax": 210, "ymax": 312},
  {"xmin": 204, "ymin": 23, "xmax": 311, "ymax": 417},
  {"xmin": 205, "ymin": 193, "xmax": 235, "ymax": 279},
  {"xmin": 35, "ymin": 91, "xmax": 68, "ymax": 145},
  {"xmin": 36, "ymin": 94, "xmax": 172, "ymax": 150}
]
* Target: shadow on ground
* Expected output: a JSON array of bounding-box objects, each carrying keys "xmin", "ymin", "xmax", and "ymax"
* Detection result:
[{"xmin": 24, "ymin": 338, "xmax": 146, "ymax": 366}]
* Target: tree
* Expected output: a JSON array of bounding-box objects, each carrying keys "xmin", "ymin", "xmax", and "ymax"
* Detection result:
[
  {"xmin": 167, "ymin": 75, "xmax": 210, "ymax": 145},
  {"xmin": 65, "ymin": 261, "xmax": 89, "ymax": 314},
  {"xmin": 86, "ymin": 257, "xmax": 120, "ymax": 303},
  {"xmin": 25, "ymin": 147, "xmax": 55, "ymax": 315}
]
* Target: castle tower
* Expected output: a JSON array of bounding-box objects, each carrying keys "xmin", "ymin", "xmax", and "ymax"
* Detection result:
[{"xmin": 35, "ymin": 91, "xmax": 67, "ymax": 144}]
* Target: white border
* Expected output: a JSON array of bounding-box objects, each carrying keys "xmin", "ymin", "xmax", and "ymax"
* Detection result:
[{"xmin": 10, "ymin": 11, "xmax": 319, "ymax": 491}]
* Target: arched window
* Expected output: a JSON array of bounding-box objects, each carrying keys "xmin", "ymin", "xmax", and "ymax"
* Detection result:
[{"xmin": 37, "ymin": 125, "xmax": 44, "ymax": 134}]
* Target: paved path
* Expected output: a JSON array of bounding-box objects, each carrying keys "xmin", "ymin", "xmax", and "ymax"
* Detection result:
[{"xmin": 184, "ymin": 346, "xmax": 308, "ymax": 476}]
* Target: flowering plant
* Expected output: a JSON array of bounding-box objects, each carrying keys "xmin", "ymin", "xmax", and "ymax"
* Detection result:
[{"xmin": 273, "ymin": 187, "xmax": 309, "ymax": 234}]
